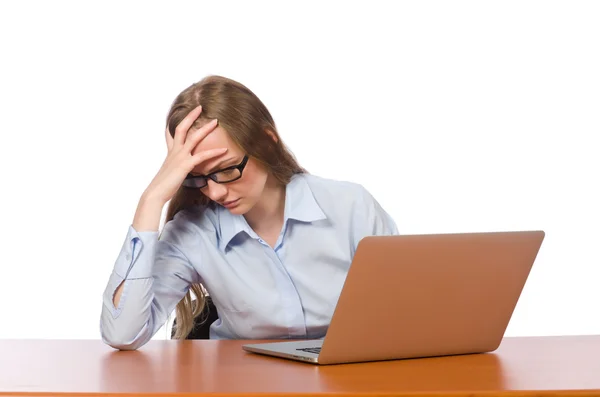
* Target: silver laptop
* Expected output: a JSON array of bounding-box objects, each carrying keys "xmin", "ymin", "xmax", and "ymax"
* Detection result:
[{"xmin": 242, "ymin": 230, "xmax": 545, "ymax": 365}]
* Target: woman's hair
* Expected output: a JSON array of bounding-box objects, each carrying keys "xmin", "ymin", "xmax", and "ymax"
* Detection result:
[{"xmin": 165, "ymin": 75, "xmax": 305, "ymax": 339}]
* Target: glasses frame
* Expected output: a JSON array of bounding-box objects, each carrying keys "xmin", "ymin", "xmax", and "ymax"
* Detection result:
[{"xmin": 183, "ymin": 155, "xmax": 249, "ymax": 189}]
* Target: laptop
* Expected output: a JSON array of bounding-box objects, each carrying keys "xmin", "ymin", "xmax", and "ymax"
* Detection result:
[{"xmin": 242, "ymin": 230, "xmax": 545, "ymax": 365}]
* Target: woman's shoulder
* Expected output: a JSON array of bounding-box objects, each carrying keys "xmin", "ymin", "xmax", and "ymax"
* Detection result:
[
  {"xmin": 295, "ymin": 173, "xmax": 376, "ymax": 211},
  {"xmin": 298, "ymin": 173, "xmax": 371, "ymax": 198},
  {"xmin": 296, "ymin": 173, "xmax": 398, "ymax": 236}
]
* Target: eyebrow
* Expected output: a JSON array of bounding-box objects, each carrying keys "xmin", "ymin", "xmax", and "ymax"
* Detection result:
[{"xmin": 190, "ymin": 157, "xmax": 237, "ymax": 176}]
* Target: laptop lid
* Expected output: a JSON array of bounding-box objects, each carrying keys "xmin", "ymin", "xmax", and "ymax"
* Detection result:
[{"xmin": 316, "ymin": 230, "xmax": 545, "ymax": 365}]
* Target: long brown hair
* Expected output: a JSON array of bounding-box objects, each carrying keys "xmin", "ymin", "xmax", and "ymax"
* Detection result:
[{"xmin": 165, "ymin": 75, "xmax": 305, "ymax": 339}]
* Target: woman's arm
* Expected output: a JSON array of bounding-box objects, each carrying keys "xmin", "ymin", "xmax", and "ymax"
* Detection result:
[{"xmin": 100, "ymin": 215, "xmax": 200, "ymax": 351}]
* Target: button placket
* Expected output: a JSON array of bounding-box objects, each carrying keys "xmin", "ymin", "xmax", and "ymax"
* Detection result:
[{"xmin": 261, "ymin": 242, "xmax": 306, "ymax": 338}]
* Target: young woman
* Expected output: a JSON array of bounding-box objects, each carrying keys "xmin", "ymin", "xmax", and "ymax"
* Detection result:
[{"xmin": 100, "ymin": 75, "xmax": 398, "ymax": 350}]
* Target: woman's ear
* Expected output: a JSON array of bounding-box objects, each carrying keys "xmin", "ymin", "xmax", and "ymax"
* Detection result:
[{"xmin": 265, "ymin": 128, "xmax": 279, "ymax": 143}]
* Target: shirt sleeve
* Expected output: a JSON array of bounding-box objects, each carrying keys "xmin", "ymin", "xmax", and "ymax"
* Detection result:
[{"xmin": 100, "ymin": 220, "xmax": 200, "ymax": 350}]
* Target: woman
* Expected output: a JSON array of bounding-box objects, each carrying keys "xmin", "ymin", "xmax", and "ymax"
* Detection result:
[{"xmin": 100, "ymin": 75, "xmax": 398, "ymax": 350}]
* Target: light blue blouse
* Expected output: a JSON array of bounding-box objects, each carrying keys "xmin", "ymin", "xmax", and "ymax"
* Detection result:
[{"xmin": 100, "ymin": 173, "xmax": 398, "ymax": 350}]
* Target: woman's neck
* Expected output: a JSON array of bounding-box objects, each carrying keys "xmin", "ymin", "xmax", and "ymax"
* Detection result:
[{"xmin": 244, "ymin": 176, "xmax": 286, "ymax": 235}]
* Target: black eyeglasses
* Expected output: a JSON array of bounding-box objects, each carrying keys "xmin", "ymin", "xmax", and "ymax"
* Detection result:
[{"xmin": 182, "ymin": 155, "xmax": 249, "ymax": 189}]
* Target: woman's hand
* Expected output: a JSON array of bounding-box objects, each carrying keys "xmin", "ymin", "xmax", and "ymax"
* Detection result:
[
  {"xmin": 132, "ymin": 105, "xmax": 226, "ymax": 232},
  {"xmin": 144, "ymin": 105, "xmax": 227, "ymax": 206}
]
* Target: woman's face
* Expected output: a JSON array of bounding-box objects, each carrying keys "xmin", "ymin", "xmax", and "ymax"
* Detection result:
[{"xmin": 189, "ymin": 125, "xmax": 269, "ymax": 215}]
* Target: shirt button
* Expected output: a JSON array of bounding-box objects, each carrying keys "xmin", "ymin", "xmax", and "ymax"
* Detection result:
[{"xmin": 125, "ymin": 254, "xmax": 131, "ymax": 261}]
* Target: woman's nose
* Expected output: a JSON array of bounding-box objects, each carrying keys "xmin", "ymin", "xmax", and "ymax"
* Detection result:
[{"xmin": 205, "ymin": 179, "xmax": 228, "ymax": 201}]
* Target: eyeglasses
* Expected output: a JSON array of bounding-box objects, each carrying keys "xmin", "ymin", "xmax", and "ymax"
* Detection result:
[{"xmin": 182, "ymin": 155, "xmax": 249, "ymax": 189}]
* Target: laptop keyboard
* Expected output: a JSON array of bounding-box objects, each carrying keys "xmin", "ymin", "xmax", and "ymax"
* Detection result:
[{"xmin": 297, "ymin": 347, "xmax": 321, "ymax": 354}]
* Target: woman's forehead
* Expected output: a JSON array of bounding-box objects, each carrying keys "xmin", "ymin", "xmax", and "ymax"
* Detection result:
[{"xmin": 191, "ymin": 126, "xmax": 241, "ymax": 154}]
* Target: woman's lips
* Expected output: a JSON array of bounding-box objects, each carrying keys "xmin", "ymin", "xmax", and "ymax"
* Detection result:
[{"xmin": 222, "ymin": 198, "xmax": 240, "ymax": 208}]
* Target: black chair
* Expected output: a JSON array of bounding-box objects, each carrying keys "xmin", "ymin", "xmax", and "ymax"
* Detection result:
[{"xmin": 171, "ymin": 295, "xmax": 219, "ymax": 339}]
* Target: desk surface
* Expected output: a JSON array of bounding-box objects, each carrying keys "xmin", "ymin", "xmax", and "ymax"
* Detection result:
[{"xmin": 1, "ymin": 335, "xmax": 599, "ymax": 397}]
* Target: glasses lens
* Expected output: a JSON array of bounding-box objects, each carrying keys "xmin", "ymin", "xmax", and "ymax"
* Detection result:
[
  {"xmin": 213, "ymin": 168, "xmax": 242, "ymax": 182},
  {"xmin": 182, "ymin": 177, "xmax": 207, "ymax": 188}
]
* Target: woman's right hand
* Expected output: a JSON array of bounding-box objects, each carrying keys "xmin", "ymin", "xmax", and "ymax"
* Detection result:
[{"xmin": 143, "ymin": 105, "xmax": 227, "ymax": 206}]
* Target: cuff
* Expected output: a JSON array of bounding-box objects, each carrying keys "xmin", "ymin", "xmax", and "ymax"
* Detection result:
[{"xmin": 113, "ymin": 225, "xmax": 159, "ymax": 280}]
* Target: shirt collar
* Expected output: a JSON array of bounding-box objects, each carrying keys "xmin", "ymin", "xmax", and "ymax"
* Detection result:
[
  {"xmin": 217, "ymin": 174, "xmax": 326, "ymax": 252},
  {"xmin": 283, "ymin": 174, "xmax": 327, "ymax": 223}
]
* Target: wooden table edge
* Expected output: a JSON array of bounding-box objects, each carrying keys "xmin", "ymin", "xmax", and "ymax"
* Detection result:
[{"xmin": 2, "ymin": 389, "xmax": 600, "ymax": 397}]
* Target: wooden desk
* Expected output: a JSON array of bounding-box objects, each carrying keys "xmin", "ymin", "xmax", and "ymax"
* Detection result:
[{"xmin": 1, "ymin": 335, "xmax": 599, "ymax": 396}]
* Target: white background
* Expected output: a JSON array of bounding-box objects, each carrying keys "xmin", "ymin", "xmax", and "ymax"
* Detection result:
[{"xmin": 0, "ymin": 1, "xmax": 598, "ymax": 340}]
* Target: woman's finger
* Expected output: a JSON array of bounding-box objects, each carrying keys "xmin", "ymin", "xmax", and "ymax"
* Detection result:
[
  {"xmin": 190, "ymin": 147, "xmax": 228, "ymax": 167},
  {"xmin": 173, "ymin": 105, "xmax": 203, "ymax": 147},
  {"xmin": 184, "ymin": 118, "xmax": 219, "ymax": 151}
]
